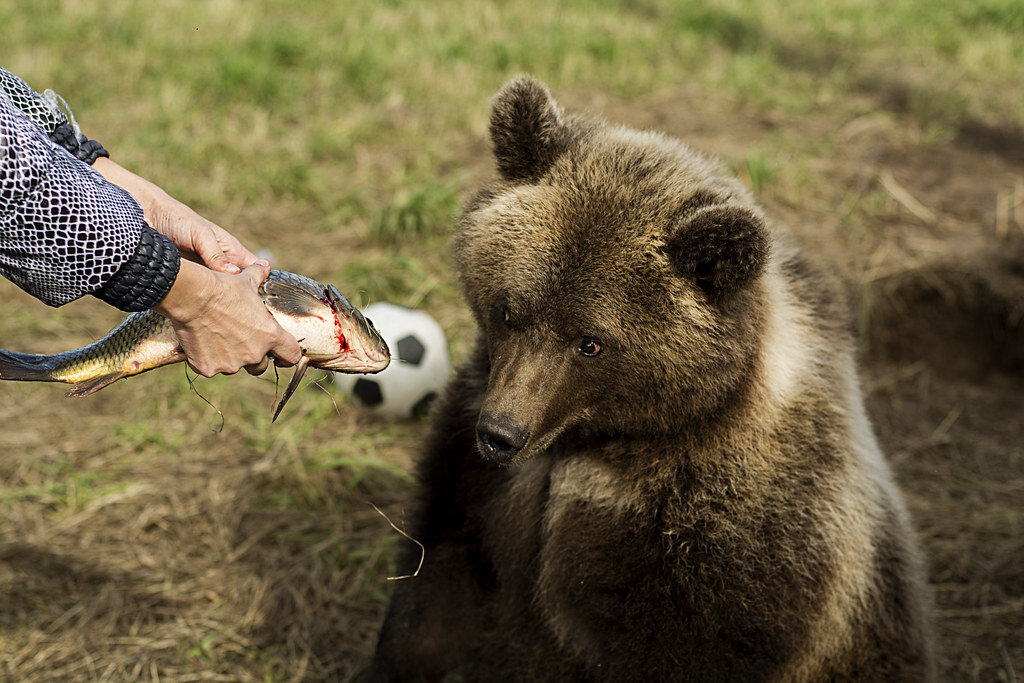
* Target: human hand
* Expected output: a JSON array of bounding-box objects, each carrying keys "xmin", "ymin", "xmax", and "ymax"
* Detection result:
[
  {"xmin": 93, "ymin": 157, "xmax": 258, "ymax": 274},
  {"xmin": 143, "ymin": 194, "xmax": 258, "ymax": 274},
  {"xmin": 152, "ymin": 259, "xmax": 303, "ymax": 377}
]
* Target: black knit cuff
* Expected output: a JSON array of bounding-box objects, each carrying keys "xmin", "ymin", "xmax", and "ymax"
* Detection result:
[
  {"xmin": 49, "ymin": 121, "xmax": 110, "ymax": 165},
  {"xmin": 94, "ymin": 225, "xmax": 181, "ymax": 312}
]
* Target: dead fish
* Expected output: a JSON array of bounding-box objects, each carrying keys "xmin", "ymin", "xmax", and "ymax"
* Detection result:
[{"xmin": 0, "ymin": 269, "xmax": 390, "ymax": 421}]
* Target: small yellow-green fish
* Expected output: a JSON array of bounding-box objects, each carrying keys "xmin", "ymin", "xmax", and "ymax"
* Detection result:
[{"xmin": 0, "ymin": 270, "xmax": 390, "ymax": 420}]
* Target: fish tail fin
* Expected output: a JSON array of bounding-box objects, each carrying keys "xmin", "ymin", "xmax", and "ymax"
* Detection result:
[
  {"xmin": 66, "ymin": 372, "xmax": 125, "ymax": 397},
  {"xmin": 0, "ymin": 349, "xmax": 58, "ymax": 382}
]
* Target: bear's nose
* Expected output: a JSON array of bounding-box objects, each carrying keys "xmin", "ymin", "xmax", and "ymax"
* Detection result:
[{"xmin": 476, "ymin": 415, "xmax": 529, "ymax": 464}]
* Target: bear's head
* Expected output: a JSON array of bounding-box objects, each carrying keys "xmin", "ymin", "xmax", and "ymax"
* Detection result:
[{"xmin": 456, "ymin": 77, "xmax": 772, "ymax": 466}]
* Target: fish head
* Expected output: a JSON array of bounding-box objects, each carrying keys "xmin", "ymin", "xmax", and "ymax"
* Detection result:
[
  {"xmin": 316, "ymin": 284, "xmax": 391, "ymax": 373},
  {"xmin": 260, "ymin": 270, "xmax": 390, "ymax": 374}
]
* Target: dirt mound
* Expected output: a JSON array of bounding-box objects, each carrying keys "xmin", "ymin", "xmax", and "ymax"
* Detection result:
[
  {"xmin": 865, "ymin": 243, "xmax": 1024, "ymax": 380},
  {"xmin": 857, "ymin": 239, "xmax": 1023, "ymax": 679}
]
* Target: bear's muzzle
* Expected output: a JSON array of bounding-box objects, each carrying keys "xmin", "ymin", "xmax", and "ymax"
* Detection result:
[{"xmin": 476, "ymin": 414, "xmax": 530, "ymax": 464}]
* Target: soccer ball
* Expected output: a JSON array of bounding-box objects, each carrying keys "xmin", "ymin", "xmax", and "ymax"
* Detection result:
[{"xmin": 333, "ymin": 302, "xmax": 451, "ymax": 419}]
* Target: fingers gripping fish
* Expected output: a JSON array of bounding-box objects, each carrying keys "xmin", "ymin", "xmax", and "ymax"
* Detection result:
[{"xmin": 0, "ymin": 270, "xmax": 390, "ymax": 421}]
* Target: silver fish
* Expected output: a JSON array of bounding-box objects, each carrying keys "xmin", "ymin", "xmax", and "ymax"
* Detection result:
[{"xmin": 0, "ymin": 270, "xmax": 390, "ymax": 420}]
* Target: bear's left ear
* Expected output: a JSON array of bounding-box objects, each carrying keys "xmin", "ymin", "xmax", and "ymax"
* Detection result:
[
  {"xmin": 489, "ymin": 76, "xmax": 573, "ymax": 183},
  {"xmin": 667, "ymin": 205, "xmax": 770, "ymax": 301}
]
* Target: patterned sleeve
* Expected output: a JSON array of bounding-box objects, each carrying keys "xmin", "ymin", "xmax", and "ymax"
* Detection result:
[
  {"xmin": 0, "ymin": 66, "xmax": 109, "ymax": 165},
  {"xmin": 0, "ymin": 77, "xmax": 180, "ymax": 310}
]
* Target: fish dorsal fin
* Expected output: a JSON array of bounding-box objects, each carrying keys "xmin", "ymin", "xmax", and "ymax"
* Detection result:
[{"xmin": 260, "ymin": 270, "xmax": 331, "ymax": 317}]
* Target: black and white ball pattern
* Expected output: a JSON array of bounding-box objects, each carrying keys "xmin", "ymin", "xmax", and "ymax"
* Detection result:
[{"xmin": 334, "ymin": 303, "xmax": 452, "ymax": 419}]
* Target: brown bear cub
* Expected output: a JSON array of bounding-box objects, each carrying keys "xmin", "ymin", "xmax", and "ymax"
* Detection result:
[{"xmin": 365, "ymin": 77, "xmax": 934, "ymax": 681}]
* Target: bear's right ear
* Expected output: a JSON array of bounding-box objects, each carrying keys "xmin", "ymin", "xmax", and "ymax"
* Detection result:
[
  {"xmin": 667, "ymin": 205, "xmax": 770, "ymax": 302},
  {"xmin": 489, "ymin": 76, "xmax": 572, "ymax": 183}
]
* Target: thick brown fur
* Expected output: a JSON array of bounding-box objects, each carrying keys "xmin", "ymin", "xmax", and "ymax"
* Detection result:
[{"xmin": 364, "ymin": 76, "xmax": 935, "ymax": 682}]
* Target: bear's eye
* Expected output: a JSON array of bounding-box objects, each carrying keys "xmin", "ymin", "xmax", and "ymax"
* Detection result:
[
  {"xmin": 501, "ymin": 306, "xmax": 512, "ymax": 326},
  {"xmin": 578, "ymin": 338, "xmax": 602, "ymax": 357}
]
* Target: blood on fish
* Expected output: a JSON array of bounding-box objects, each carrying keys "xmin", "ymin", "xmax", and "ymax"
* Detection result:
[{"xmin": 334, "ymin": 315, "xmax": 349, "ymax": 351}]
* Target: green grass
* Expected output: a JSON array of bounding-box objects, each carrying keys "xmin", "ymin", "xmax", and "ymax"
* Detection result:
[
  {"xmin": 3, "ymin": 0, "xmax": 1020, "ymax": 221},
  {"xmin": 737, "ymin": 150, "xmax": 777, "ymax": 193},
  {"xmin": 0, "ymin": 455, "xmax": 129, "ymax": 513},
  {"xmin": 372, "ymin": 180, "xmax": 463, "ymax": 245}
]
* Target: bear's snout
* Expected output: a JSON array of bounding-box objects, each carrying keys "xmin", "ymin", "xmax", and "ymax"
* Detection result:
[{"xmin": 476, "ymin": 414, "xmax": 529, "ymax": 464}]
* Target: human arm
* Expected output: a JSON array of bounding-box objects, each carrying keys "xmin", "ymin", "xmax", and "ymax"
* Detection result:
[
  {"xmin": 90, "ymin": 156, "xmax": 304, "ymax": 375},
  {"xmin": 0, "ymin": 85, "xmax": 159, "ymax": 308},
  {"xmin": 0, "ymin": 70, "xmax": 301, "ymax": 374},
  {"xmin": 1, "ymin": 66, "xmax": 259, "ymax": 276},
  {"xmin": 92, "ymin": 157, "xmax": 259, "ymax": 275}
]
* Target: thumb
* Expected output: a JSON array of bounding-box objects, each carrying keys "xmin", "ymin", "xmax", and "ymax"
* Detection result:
[
  {"xmin": 194, "ymin": 230, "xmax": 242, "ymax": 274},
  {"xmin": 241, "ymin": 259, "xmax": 272, "ymax": 289}
]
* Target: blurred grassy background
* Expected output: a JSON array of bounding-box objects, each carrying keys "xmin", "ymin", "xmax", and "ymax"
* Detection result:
[
  {"xmin": 5, "ymin": 0, "xmax": 1022, "ymax": 221},
  {"xmin": 1, "ymin": 0, "xmax": 1022, "ymax": 680}
]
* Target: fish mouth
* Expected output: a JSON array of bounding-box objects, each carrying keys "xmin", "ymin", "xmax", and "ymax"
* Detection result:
[{"xmin": 316, "ymin": 354, "xmax": 390, "ymax": 373}]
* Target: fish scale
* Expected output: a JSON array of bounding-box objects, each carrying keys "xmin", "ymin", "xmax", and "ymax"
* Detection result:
[{"xmin": 42, "ymin": 311, "xmax": 178, "ymax": 384}]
